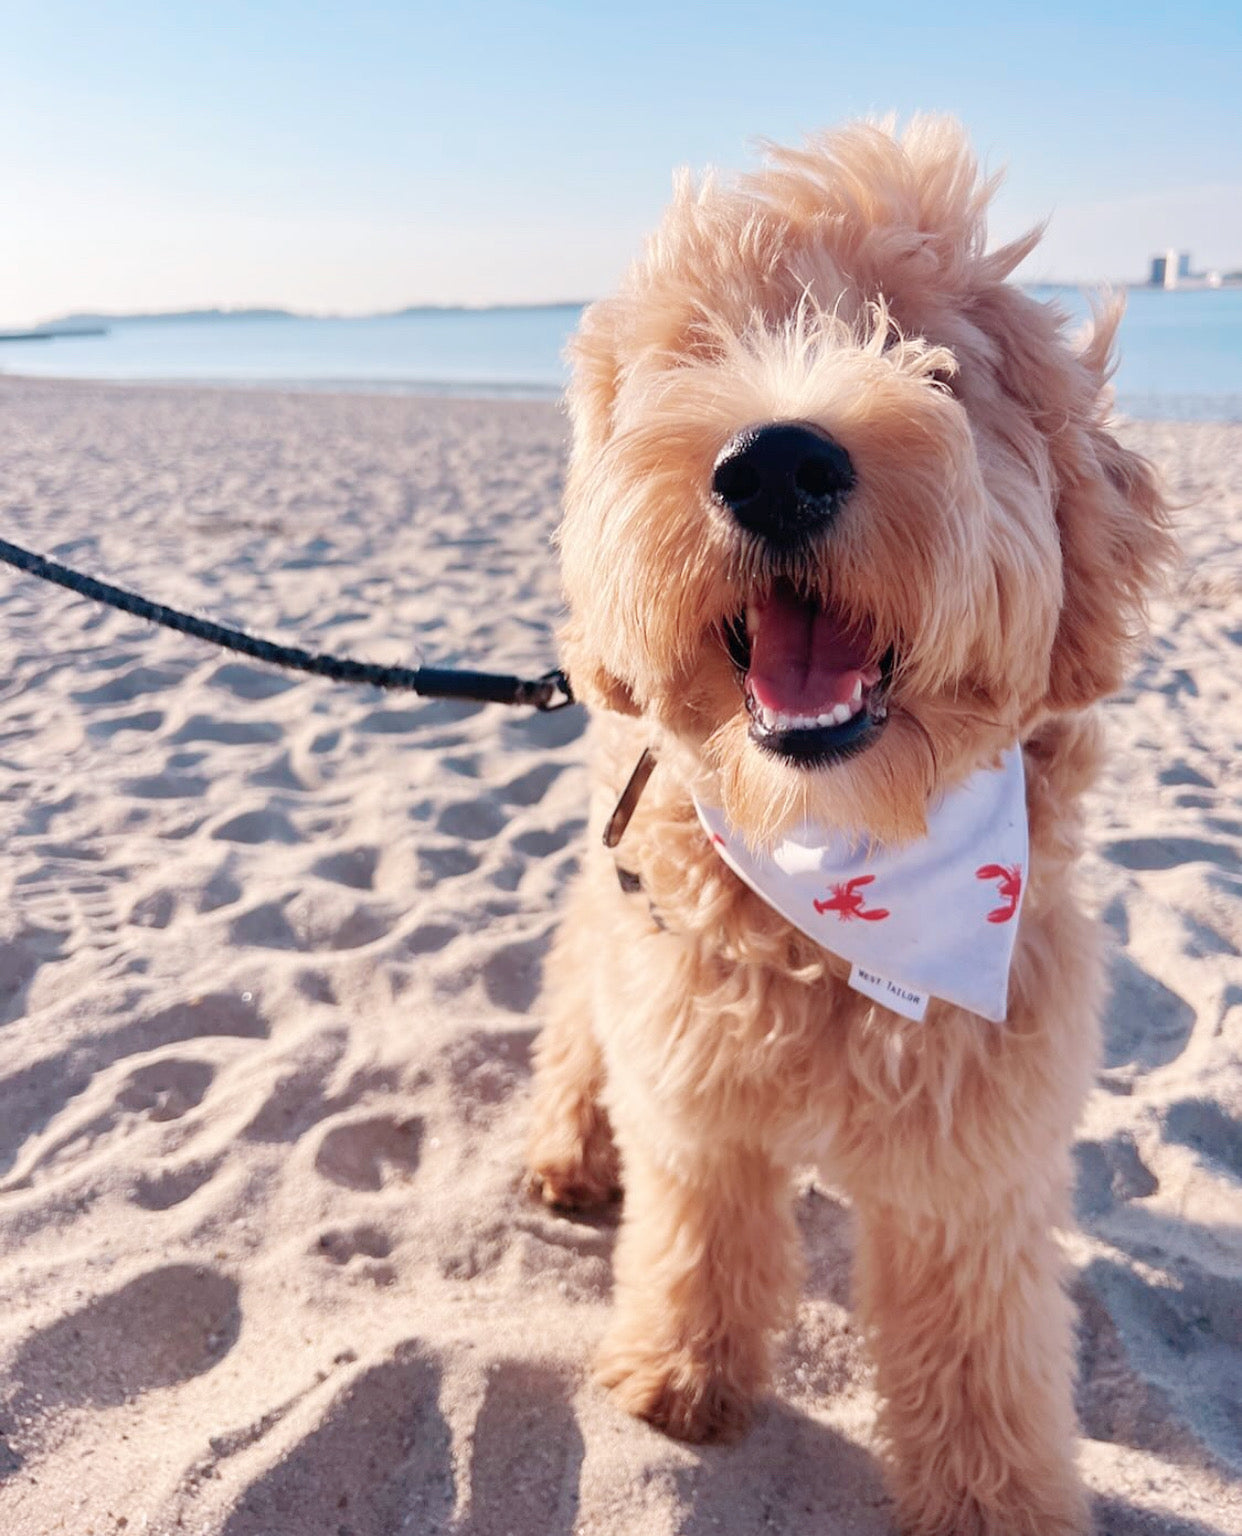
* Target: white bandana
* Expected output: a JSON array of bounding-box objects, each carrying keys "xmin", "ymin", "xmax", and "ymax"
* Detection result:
[{"xmin": 694, "ymin": 747, "xmax": 1027, "ymax": 1023}]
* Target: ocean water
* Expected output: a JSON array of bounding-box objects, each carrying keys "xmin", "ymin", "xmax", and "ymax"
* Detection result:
[
  {"xmin": 1030, "ymin": 286, "xmax": 1242, "ymax": 422},
  {"xmin": 3, "ymin": 288, "xmax": 1240, "ymax": 421},
  {"xmin": 0, "ymin": 306, "xmax": 579, "ymax": 398}
]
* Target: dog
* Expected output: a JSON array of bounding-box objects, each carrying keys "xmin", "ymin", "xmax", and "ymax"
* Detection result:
[{"xmin": 526, "ymin": 117, "xmax": 1171, "ymax": 1535}]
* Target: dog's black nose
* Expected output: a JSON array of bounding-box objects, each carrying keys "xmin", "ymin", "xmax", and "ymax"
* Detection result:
[{"xmin": 711, "ymin": 421, "xmax": 855, "ymax": 544}]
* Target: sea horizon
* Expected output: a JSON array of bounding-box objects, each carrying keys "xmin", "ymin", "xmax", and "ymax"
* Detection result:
[
  {"xmin": 6, "ymin": 276, "xmax": 1240, "ymax": 334},
  {"xmin": 3, "ymin": 286, "xmax": 1240, "ymax": 422}
]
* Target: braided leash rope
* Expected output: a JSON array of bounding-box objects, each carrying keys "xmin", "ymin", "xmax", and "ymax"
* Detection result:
[{"xmin": 0, "ymin": 536, "xmax": 574, "ymax": 712}]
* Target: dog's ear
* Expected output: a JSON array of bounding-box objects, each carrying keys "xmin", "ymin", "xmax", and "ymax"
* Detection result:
[
  {"xmin": 1040, "ymin": 305, "xmax": 1173, "ymax": 713},
  {"xmin": 558, "ymin": 618, "xmax": 641, "ymax": 717},
  {"xmin": 566, "ymin": 297, "xmax": 623, "ymax": 457},
  {"xmin": 971, "ymin": 288, "xmax": 1174, "ymax": 714},
  {"xmin": 560, "ymin": 297, "xmax": 642, "ymax": 718}
]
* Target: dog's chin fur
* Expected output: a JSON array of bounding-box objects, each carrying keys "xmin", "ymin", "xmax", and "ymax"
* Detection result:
[{"xmin": 528, "ymin": 116, "xmax": 1174, "ymax": 1536}]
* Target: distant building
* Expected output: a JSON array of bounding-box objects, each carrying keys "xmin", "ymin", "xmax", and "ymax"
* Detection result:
[
  {"xmin": 1149, "ymin": 249, "xmax": 1192, "ymax": 288},
  {"xmin": 1146, "ymin": 250, "xmax": 1228, "ymax": 290}
]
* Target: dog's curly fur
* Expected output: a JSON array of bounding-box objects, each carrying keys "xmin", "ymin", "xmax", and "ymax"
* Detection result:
[{"xmin": 526, "ymin": 118, "xmax": 1173, "ymax": 1535}]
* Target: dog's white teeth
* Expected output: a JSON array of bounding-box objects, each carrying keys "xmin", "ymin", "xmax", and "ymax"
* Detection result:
[
  {"xmin": 752, "ymin": 694, "xmax": 875, "ymax": 735},
  {"xmin": 851, "ymin": 677, "xmax": 863, "ymax": 705},
  {"xmin": 746, "ymin": 603, "xmax": 760, "ymax": 640}
]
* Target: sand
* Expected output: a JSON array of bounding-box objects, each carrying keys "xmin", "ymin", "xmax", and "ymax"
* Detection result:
[{"xmin": 0, "ymin": 377, "xmax": 1237, "ymax": 1536}]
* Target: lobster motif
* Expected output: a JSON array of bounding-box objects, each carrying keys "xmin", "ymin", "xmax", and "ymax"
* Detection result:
[
  {"xmin": 813, "ymin": 875, "xmax": 890, "ymax": 922},
  {"xmin": 976, "ymin": 863, "xmax": 1023, "ymax": 923}
]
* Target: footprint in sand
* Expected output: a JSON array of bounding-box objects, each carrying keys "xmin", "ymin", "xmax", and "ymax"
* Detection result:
[
  {"xmin": 228, "ymin": 899, "xmax": 301, "ymax": 949},
  {"xmin": 128, "ymin": 887, "xmax": 178, "ymax": 929},
  {"xmin": 116, "ymin": 1058, "xmax": 215, "ymax": 1122},
  {"xmin": 481, "ymin": 933, "xmax": 548, "ymax": 1013},
  {"xmin": 131, "ymin": 1158, "xmax": 221, "ymax": 1211},
  {"xmin": 4, "ymin": 1056, "xmax": 217, "ymax": 1191},
  {"xmin": 0, "ymin": 924, "xmax": 65, "ymax": 1023},
  {"xmin": 314, "ymin": 1225, "xmax": 392, "ymax": 1265},
  {"xmin": 213, "ymin": 805, "xmax": 302, "ymax": 845},
  {"xmin": 1103, "ymin": 835, "xmax": 1240, "ymax": 874},
  {"xmin": 1074, "ymin": 1135, "xmax": 1160, "ymax": 1220},
  {"xmin": 436, "ymin": 795, "xmax": 508, "ymax": 842},
  {"xmin": 294, "ymin": 967, "xmax": 338, "ymax": 1005},
  {"xmin": 1157, "ymin": 761, "xmax": 1215, "ymax": 789},
  {"xmin": 1102, "ymin": 954, "xmax": 1196, "ymax": 1072},
  {"xmin": 403, "ymin": 920, "xmax": 460, "ymax": 956},
  {"xmin": 310, "ymin": 846, "xmax": 379, "ymax": 891},
  {"xmin": 120, "ymin": 771, "xmax": 211, "ymax": 800},
  {"xmin": 4, "ymin": 1265, "xmax": 239, "ymax": 1419},
  {"xmin": 498, "ymin": 761, "xmax": 565, "ymax": 807},
  {"xmin": 314, "ymin": 1114, "xmax": 423, "ymax": 1190},
  {"xmin": 239, "ymin": 1030, "xmax": 351, "ymax": 1143},
  {"xmin": 0, "ymin": 994, "xmax": 267, "ymax": 1168},
  {"xmin": 284, "ymin": 889, "xmax": 395, "ymax": 952},
  {"xmin": 1164, "ymin": 1097, "xmax": 1242, "ymax": 1178},
  {"xmin": 247, "ymin": 750, "xmax": 308, "ymax": 792},
  {"xmin": 511, "ymin": 818, "xmax": 586, "ymax": 858},
  {"xmin": 85, "ymin": 707, "xmax": 165, "ymax": 739},
  {"xmin": 170, "ymin": 714, "xmax": 283, "ymax": 746},
  {"xmin": 208, "ymin": 662, "xmax": 300, "ymax": 701},
  {"xmin": 71, "ymin": 663, "xmax": 185, "ymax": 706},
  {"xmin": 137, "ymin": 991, "xmax": 269, "ymax": 1045},
  {"xmin": 313, "ymin": 1227, "xmax": 397, "ymax": 1285},
  {"xmin": 196, "ymin": 866, "xmax": 244, "ymax": 913},
  {"xmin": 501, "ymin": 705, "xmax": 586, "ymax": 752},
  {"xmin": 415, "ymin": 841, "xmax": 481, "ymax": 884},
  {"xmin": 1078, "ymin": 1254, "xmax": 1242, "ymax": 1472}
]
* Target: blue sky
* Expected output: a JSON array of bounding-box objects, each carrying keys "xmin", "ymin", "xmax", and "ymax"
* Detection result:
[{"xmin": 2, "ymin": 0, "xmax": 1239, "ymax": 322}]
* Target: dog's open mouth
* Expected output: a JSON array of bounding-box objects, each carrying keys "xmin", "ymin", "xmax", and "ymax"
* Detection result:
[{"xmin": 724, "ymin": 579, "xmax": 893, "ymax": 765}]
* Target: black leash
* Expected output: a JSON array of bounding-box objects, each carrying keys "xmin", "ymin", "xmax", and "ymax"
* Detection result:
[{"xmin": 0, "ymin": 536, "xmax": 575, "ymax": 712}]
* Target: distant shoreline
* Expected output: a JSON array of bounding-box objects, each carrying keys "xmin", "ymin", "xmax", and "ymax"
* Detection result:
[
  {"xmin": 24, "ymin": 301, "xmax": 593, "ymax": 331},
  {"xmin": 17, "ymin": 282, "xmax": 1242, "ymax": 332}
]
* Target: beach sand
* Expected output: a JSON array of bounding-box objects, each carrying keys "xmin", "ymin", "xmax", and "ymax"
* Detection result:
[{"xmin": 0, "ymin": 378, "xmax": 1237, "ymax": 1535}]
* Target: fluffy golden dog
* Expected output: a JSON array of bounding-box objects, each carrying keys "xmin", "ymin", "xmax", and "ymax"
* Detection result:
[{"xmin": 526, "ymin": 118, "xmax": 1171, "ymax": 1535}]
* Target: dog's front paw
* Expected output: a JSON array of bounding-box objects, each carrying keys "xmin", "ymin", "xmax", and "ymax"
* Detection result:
[
  {"xmin": 525, "ymin": 1075, "xmax": 621, "ymax": 1212},
  {"xmin": 525, "ymin": 1135, "xmax": 621, "ymax": 1213},
  {"xmin": 594, "ymin": 1337, "xmax": 755, "ymax": 1444}
]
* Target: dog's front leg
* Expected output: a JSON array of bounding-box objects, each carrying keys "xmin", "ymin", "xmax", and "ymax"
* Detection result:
[
  {"xmin": 526, "ymin": 876, "xmax": 622, "ymax": 1211},
  {"xmin": 853, "ymin": 1198, "xmax": 1088, "ymax": 1536},
  {"xmin": 595, "ymin": 1137, "xmax": 799, "ymax": 1443},
  {"xmin": 526, "ymin": 996, "xmax": 620, "ymax": 1212}
]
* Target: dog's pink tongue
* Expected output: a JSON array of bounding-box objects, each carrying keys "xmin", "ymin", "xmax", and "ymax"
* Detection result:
[{"xmin": 748, "ymin": 585, "xmax": 877, "ymax": 713}]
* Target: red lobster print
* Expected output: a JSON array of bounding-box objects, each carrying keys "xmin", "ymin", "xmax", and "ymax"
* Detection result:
[
  {"xmin": 813, "ymin": 875, "xmax": 890, "ymax": 922},
  {"xmin": 976, "ymin": 863, "xmax": 1022, "ymax": 923}
]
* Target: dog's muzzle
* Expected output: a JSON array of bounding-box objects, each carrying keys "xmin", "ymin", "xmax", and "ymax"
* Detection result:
[
  {"xmin": 713, "ymin": 422, "xmax": 890, "ymax": 769},
  {"xmin": 711, "ymin": 421, "xmax": 855, "ymax": 548}
]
